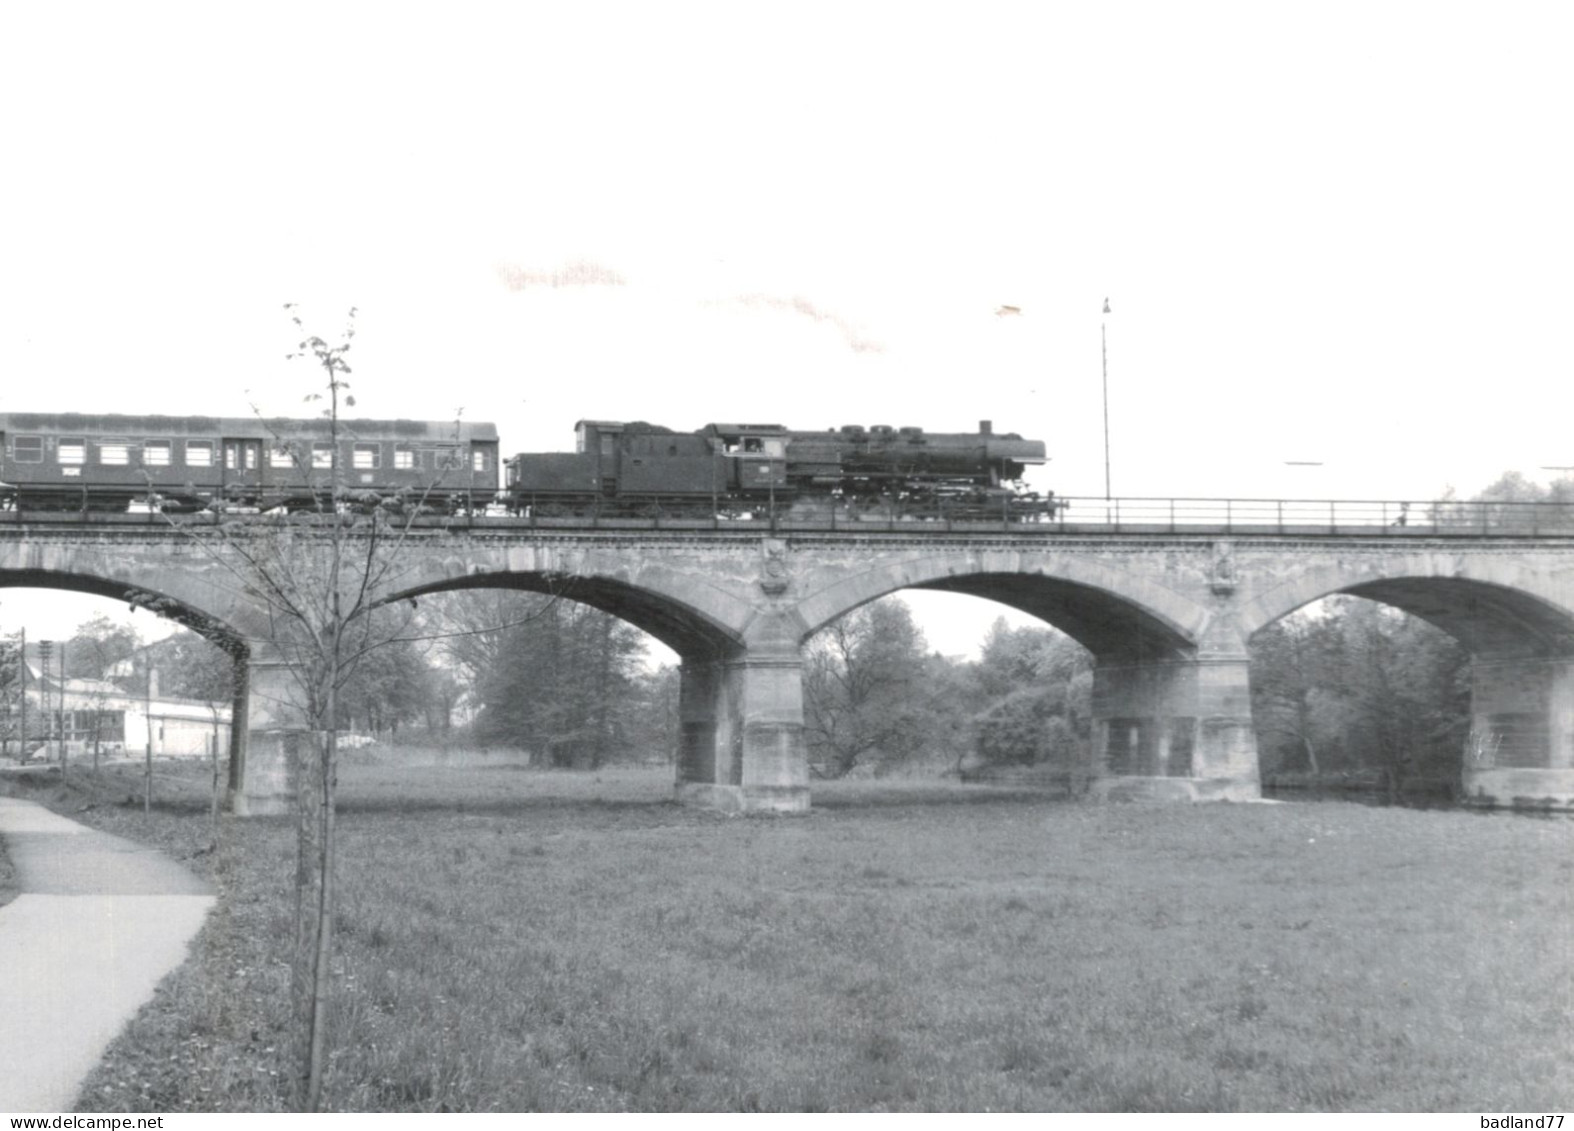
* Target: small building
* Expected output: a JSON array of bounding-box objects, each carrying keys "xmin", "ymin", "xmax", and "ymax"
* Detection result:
[{"xmin": 0, "ymin": 649, "xmax": 229, "ymax": 762}]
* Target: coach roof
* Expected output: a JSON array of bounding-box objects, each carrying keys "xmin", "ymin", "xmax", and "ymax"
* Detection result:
[{"xmin": 0, "ymin": 413, "xmax": 498, "ymax": 442}]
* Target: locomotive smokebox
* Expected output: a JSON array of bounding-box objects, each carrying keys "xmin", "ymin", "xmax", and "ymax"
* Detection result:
[{"xmin": 980, "ymin": 419, "xmax": 992, "ymax": 435}]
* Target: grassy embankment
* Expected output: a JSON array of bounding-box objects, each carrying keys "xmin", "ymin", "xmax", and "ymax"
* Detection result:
[{"xmin": 3, "ymin": 755, "xmax": 1572, "ymax": 1112}]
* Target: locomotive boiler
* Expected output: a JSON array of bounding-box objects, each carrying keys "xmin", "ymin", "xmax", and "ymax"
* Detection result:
[{"xmin": 504, "ymin": 419, "xmax": 1053, "ymax": 520}]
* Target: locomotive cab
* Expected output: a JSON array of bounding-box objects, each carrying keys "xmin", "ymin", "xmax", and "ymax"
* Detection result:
[{"xmin": 702, "ymin": 423, "xmax": 789, "ymax": 495}]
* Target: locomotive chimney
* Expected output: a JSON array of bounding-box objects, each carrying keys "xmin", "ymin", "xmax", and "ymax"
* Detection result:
[{"xmin": 980, "ymin": 419, "xmax": 992, "ymax": 436}]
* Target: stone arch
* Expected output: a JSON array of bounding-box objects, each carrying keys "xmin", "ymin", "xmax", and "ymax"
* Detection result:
[
  {"xmin": 382, "ymin": 571, "xmax": 746, "ymax": 660},
  {"xmin": 0, "ymin": 544, "xmax": 254, "ymax": 640},
  {"xmin": 1239, "ymin": 557, "xmax": 1574, "ymax": 656},
  {"xmin": 792, "ymin": 550, "xmax": 1210, "ymax": 660},
  {"xmin": 380, "ymin": 566, "xmax": 802, "ymax": 811},
  {"xmin": 0, "ymin": 556, "xmax": 253, "ymax": 803},
  {"xmin": 790, "ymin": 549, "xmax": 1257, "ymax": 802},
  {"xmin": 386, "ymin": 544, "xmax": 767, "ymax": 661},
  {"xmin": 1239, "ymin": 555, "xmax": 1574, "ymax": 807}
]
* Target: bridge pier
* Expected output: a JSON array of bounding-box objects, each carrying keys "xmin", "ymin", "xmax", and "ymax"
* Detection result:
[
  {"xmin": 233, "ymin": 656, "xmax": 307, "ymax": 817},
  {"xmin": 1464, "ymin": 656, "xmax": 1574, "ymax": 808},
  {"xmin": 224, "ymin": 656, "xmax": 250, "ymax": 812},
  {"xmin": 675, "ymin": 644, "xmax": 810, "ymax": 814},
  {"xmin": 1088, "ymin": 655, "xmax": 1261, "ymax": 802}
]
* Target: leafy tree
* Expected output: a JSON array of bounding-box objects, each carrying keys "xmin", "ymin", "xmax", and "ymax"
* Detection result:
[
  {"xmin": 1251, "ymin": 597, "xmax": 1468, "ymax": 792},
  {"xmin": 1250, "ymin": 613, "xmax": 1342, "ymax": 774},
  {"xmin": 1430, "ymin": 471, "xmax": 1574, "ymax": 531},
  {"xmin": 471, "ymin": 597, "xmax": 649, "ymax": 766},
  {"xmin": 64, "ymin": 614, "xmax": 142, "ymax": 680},
  {"xmin": 333, "ymin": 624, "xmax": 439, "ymax": 738},
  {"xmin": 970, "ymin": 619, "xmax": 1092, "ymax": 770},
  {"xmin": 1326, "ymin": 598, "xmax": 1468, "ymax": 791},
  {"xmin": 143, "ymin": 628, "xmax": 234, "ymax": 703},
  {"xmin": 419, "ymin": 664, "xmax": 463, "ymax": 736},
  {"xmin": 803, "ymin": 597, "xmax": 936, "ymax": 777},
  {"xmin": 915, "ymin": 650, "xmax": 977, "ymax": 775},
  {"xmin": 1473, "ymin": 471, "xmax": 1574, "ymax": 504},
  {"xmin": 417, "ymin": 589, "xmax": 555, "ymax": 727},
  {"xmin": 622, "ymin": 662, "xmax": 681, "ymax": 764}
]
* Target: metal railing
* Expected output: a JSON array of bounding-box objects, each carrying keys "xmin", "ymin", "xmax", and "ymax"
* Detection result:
[{"xmin": 1031, "ymin": 496, "xmax": 1574, "ymax": 536}]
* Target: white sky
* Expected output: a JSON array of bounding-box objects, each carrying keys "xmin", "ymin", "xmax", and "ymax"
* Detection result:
[{"xmin": 2, "ymin": 1, "xmax": 1571, "ymax": 657}]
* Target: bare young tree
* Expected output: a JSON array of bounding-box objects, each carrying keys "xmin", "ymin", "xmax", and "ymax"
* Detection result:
[{"xmin": 157, "ymin": 306, "xmax": 452, "ymax": 1109}]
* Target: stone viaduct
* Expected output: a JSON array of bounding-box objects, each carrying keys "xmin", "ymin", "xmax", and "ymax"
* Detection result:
[{"xmin": 3, "ymin": 517, "xmax": 1573, "ymax": 812}]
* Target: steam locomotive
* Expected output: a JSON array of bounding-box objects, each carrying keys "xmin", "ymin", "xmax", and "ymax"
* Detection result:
[
  {"xmin": 0, "ymin": 413, "xmax": 499, "ymax": 513},
  {"xmin": 503, "ymin": 419, "xmax": 1054, "ymax": 520}
]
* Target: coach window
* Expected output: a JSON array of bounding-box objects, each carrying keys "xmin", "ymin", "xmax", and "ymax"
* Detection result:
[
  {"xmin": 186, "ymin": 440, "xmax": 214, "ymax": 467},
  {"xmin": 59, "ymin": 438, "xmax": 86, "ymax": 465},
  {"xmin": 312, "ymin": 443, "xmax": 334, "ymax": 469},
  {"xmin": 144, "ymin": 441, "xmax": 171, "ymax": 467},
  {"xmin": 394, "ymin": 447, "xmax": 416, "ymax": 470},
  {"xmin": 12, "ymin": 436, "xmax": 43, "ymax": 462},
  {"xmin": 353, "ymin": 443, "xmax": 380, "ymax": 470},
  {"xmin": 471, "ymin": 449, "xmax": 488, "ymax": 472},
  {"xmin": 100, "ymin": 443, "xmax": 130, "ymax": 466},
  {"xmin": 269, "ymin": 447, "xmax": 296, "ymax": 469}
]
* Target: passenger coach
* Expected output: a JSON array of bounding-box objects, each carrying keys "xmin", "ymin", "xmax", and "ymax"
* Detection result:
[{"xmin": 0, "ymin": 413, "xmax": 499, "ymax": 513}]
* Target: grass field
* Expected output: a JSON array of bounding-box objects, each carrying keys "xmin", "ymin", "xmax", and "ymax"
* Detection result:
[{"xmin": 4, "ymin": 756, "xmax": 1572, "ymax": 1112}]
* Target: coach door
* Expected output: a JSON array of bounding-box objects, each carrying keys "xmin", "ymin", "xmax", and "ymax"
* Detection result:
[{"xmin": 222, "ymin": 438, "xmax": 263, "ymax": 495}]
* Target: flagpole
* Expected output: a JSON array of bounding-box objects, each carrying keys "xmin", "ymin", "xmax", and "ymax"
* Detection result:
[{"xmin": 1101, "ymin": 298, "xmax": 1112, "ymax": 502}]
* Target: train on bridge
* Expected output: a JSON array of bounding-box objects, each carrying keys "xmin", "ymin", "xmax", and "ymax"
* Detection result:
[
  {"xmin": 505, "ymin": 419, "xmax": 1054, "ymax": 520},
  {"xmin": 0, "ymin": 413, "xmax": 1055, "ymax": 521}
]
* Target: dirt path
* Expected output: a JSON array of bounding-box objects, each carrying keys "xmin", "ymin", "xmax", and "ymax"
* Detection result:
[{"xmin": 0, "ymin": 798, "xmax": 213, "ymax": 1113}]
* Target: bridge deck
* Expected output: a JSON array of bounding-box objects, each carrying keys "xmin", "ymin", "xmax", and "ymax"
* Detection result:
[{"xmin": 2, "ymin": 495, "xmax": 1572, "ymax": 539}]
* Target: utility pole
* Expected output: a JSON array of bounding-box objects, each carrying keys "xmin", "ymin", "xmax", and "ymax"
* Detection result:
[
  {"xmin": 1101, "ymin": 297, "xmax": 1113, "ymax": 501},
  {"xmin": 37, "ymin": 641, "xmax": 53, "ymax": 770},
  {"xmin": 144, "ymin": 657, "xmax": 155, "ymax": 815},
  {"xmin": 0, "ymin": 630, "xmax": 16, "ymax": 759},
  {"xmin": 18, "ymin": 628, "xmax": 26, "ymax": 763},
  {"xmin": 58, "ymin": 641, "xmax": 67, "ymax": 783}
]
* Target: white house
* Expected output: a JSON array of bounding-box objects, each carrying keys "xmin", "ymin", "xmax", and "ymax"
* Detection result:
[{"xmin": 0, "ymin": 651, "xmax": 230, "ymax": 762}]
